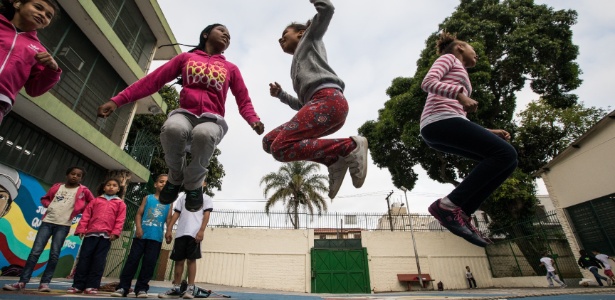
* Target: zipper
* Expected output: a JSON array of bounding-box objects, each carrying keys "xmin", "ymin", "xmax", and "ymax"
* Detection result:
[{"xmin": 0, "ymin": 26, "xmax": 20, "ymax": 76}]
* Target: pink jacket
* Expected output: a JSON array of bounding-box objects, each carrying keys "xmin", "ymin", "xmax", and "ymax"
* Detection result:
[
  {"xmin": 111, "ymin": 50, "xmax": 260, "ymax": 125},
  {"xmin": 0, "ymin": 14, "xmax": 62, "ymax": 105},
  {"xmin": 75, "ymin": 195, "xmax": 126, "ymax": 237},
  {"xmin": 40, "ymin": 183, "xmax": 95, "ymax": 221}
]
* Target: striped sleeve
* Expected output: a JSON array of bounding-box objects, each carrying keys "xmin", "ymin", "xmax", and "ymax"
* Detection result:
[{"xmin": 421, "ymin": 54, "xmax": 466, "ymax": 100}]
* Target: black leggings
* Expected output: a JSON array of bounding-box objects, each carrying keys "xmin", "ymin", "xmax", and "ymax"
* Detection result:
[{"xmin": 421, "ymin": 118, "xmax": 517, "ymax": 215}]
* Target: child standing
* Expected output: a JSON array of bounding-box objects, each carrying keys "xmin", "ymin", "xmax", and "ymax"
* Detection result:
[
  {"xmin": 0, "ymin": 0, "xmax": 61, "ymax": 124},
  {"xmin": 265, "ymin": 0, "xmax": 368, "ymax": 200},
  {"xmin": 97, "ymin": 23, "xmax": 264, "ymax": 212},
  {"xmin": 539, "ymin": 252, "xmax": 566, "ymax": 288},
  {"xmin": 111, "ymin": 174, "xmax": 171, "ymax": 298},
  {"xmin": 3, "ymin": 166, "xmax": 94, "ymax": 292},
  {"xmin": 592, "ymin": 249, "xmax": 615, "ymax": 285},
  {"xmin": 421, "ymin": 32, "xmax": 517, "ymax": 247},
  {"xmin": 68, "ymin": 178, "xmax": 126, "ymax": 295},
  {"xmin": 159, "ymin": 181, "xmax": 213, "ymax": 299},
  {"xmin": 465, "ymin": 266, "xmax": 477, "ymax": 289}
]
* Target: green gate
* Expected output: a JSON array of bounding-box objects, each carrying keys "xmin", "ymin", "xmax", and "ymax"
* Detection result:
[{"xmin": 311, "ymin": 247, "xmax": 370, "ymax": 293}]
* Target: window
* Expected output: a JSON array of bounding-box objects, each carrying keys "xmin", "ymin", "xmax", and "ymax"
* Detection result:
[
  {"xmin": 0, "ymin": 114, "xmax": 106, "ymax": 188},
  {"xmin": 567, "ymin": 194, "xmax": 615, "ymax": 255},
  {"xmin": 37, "ymin": 5, "xmax": 133, "ymax": 145},
  {"xmin": 93, "ymin": 0, "xmax": 156, "ymax": 70}
]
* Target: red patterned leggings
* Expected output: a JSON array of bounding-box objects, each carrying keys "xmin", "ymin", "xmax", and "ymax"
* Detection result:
[{"xmin": 263, "ymin": 88, "xmax": 356, "ymax": 166}]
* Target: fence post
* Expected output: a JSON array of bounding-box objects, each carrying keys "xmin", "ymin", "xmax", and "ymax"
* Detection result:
[{"xmin": 509, "ymin": 240, "xmax": 522, "ymax": 276}]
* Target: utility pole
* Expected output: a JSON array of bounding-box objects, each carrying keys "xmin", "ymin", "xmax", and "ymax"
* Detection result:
[
  {"xmin": 401, "ymin": 186, "xmax": 423, "ymax": 288},
  {"xmin": 385, "ymin": 191, "xmax": 394, "ymax": 231}
]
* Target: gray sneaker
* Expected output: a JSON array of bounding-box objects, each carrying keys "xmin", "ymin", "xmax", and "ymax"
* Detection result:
[
  {"xmin": 158, "ymin": 286, "xmax": 182, "ymax": 298},
  {"xmin": 327, "ymin": 157, "xmax": 348, "ymax": 199},
  {"xmin": 182, "ymin": 285, "xmax": 195, "ymax": 299},
  {"xmin": 110, "ymin": 288, "xmax": 126, "ymax": 297},
  {"xmin": 344, "ymin": 136, "xmax": 368, "ymax": 188}
]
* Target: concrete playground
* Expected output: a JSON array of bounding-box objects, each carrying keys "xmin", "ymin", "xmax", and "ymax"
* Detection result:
[{"xmin": 2, "ymin": 277, "xmax": 615, "ymax": 300}]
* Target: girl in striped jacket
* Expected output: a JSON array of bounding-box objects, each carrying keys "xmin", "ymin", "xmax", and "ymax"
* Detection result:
[{"xmin": 421, "ymin": 32, "xmax": 517, "ymax": 247}]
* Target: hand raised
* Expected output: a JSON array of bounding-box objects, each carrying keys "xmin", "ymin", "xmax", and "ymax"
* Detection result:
[
  {"xmin": 269, "ymin": 82, "xmax": 282, "ymax": 97},
  {"xmin": 97, "ymin": 101, "xmax": 117, "ymax": 118}
]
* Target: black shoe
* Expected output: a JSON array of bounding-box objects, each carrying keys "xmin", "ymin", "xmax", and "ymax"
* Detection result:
[
  {"xmin": 180, "ymin": 280, "xmax": 188, "ymax": 294},
  {"xmin": 184, "ymin": 187, "xmax": 204, "ymax": 212},
  {"xmin": 159, "ymin": 182, "xmax": 182, "ymax": 204}
]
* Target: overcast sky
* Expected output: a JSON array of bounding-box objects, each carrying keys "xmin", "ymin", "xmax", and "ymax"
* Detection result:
[{"xmin": 151, "ymin": 0, "xmax": 614, "ymax": 214}]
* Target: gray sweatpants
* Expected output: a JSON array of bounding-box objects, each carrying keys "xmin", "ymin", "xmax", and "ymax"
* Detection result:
[{"xmin": 160, "ymin": 113, "xmax": 223, "ymax": 190}]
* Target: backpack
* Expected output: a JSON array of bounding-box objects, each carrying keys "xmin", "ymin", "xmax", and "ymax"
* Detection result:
[{"xmin": 1, "ymin": 264, "xmax": 24, "ymax": 276}]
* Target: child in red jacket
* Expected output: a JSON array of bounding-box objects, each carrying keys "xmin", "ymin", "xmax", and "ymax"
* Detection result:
[
  {"xmin": 68, "ymin": 178, "xmax": 126, "ymax": 295},
  {"xmin": 3, "ymin": 166, "xmax": 93, "ymax": 292}
]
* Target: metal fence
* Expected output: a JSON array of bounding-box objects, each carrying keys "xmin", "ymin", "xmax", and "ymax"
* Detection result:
[
  {"xmin": 485, "ymin": 210, "xmax": 581, "ymax": 279},
  {"xmin": 205, "ymin": 209, "xmax": 456, "ymax": 232}
]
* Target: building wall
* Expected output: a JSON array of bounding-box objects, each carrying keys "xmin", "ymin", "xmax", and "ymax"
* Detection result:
[
  {"xmin": 541, "ymin": 122, "xmax": 615, "ymax": 209},
  {"xmin": 540, "ymin": 118, "xmax": 615, "ymax": 282},
  {"xmin": 177, "ymin": 228, "xmax": 552, "ymax": 293}
]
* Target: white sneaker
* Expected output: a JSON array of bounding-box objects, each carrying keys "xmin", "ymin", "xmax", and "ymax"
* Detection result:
[
  {"xmin": 136, "ymin": 291, "xmax": 149, "ymax": 298},
  {"xmin": 344, "ymin": 136, "xmax": 368, "ymax": 188},
  {"xmin": 182, "ymin": 285, "xmax": 195, "ymax": 299},
  {"xmin": 327, "ymin": 156, "xmax": 348, "ymax": 199},
  {"xmin": 560, "ymin": 284, "xmax": 567, "ymax": 288},
  {"xmin": 110, "ymin": 288, "xmax": 126, "ymax": 297}
]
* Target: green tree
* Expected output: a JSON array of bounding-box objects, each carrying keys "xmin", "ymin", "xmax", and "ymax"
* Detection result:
[
  {"xmin": 360, "ymin": 0, "xmax": 581, "ymax": 215},
  {"xmin": 260, "ymin": 161, "xmax": 329, "ymax": 229},
  {"xmin": 515, "ymin": 99, "xmax": 608, "ymax": 174},
  {"xmin": 125, "ymin": 85, "xmax": 225, "ymax": 196}
]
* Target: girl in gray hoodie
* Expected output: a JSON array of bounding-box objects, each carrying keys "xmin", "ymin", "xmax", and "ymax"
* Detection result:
[{"xmin": 264, "ymin": 0, "xmax": 368, "ymax": 200}]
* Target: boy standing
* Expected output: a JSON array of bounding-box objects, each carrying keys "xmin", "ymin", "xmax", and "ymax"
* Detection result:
[
  {"xmin": 539, "ymin": 252, "xmax": 567, "ymax": 288},
  {"xmin": 3, "ymin": 167, "xmax": 94, "ymax": 292},
  {"xmin": 111, "ymin": 175, "xmax": 171, "ymax": 298},
  {"xmin": 592, "ymin": 249, "xmax": 615, "ymax": 285},
  {"xmin": 465, "ymin": 266, "xmax": 477, "ymax": 288},
  {"xmin": 159, "ymin": 181, "xmax": 213, "ymax": 299}
]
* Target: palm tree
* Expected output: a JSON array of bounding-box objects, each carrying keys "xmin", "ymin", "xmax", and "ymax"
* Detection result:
[{"xmin": 260, "ymin": 161, "xmax": 329, "ymax": 229}]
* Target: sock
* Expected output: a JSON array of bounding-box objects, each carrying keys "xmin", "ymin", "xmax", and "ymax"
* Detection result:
[{"xmin": 440, "ymin": 197, "xmax": 459, "ymax": 209}]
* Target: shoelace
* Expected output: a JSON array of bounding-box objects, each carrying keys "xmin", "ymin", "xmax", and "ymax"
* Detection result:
[
  {"xmin": 452, "ymin": 207, "xmax": 468, "ymax": 227},
  {"xmin": 460, "ymin": 211, "xmax": 493, "ymax": 244}
]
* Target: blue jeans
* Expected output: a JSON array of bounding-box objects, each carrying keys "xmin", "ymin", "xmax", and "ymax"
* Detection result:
[
  {"xmin": 72, "ymin": 236, "xmax": 111, "ymax": 289},
  {"xmin": 589, "ymin": 266, "xmax": 608, "ymax": 286},
  {"xmin": 421, "ymin": 118, "xmax": 518, "ymax": 215},
  {"xmin": 117, "ymin": 238, "xmax": 163, "ymax": 293},
  {"xmin": 20, "ymin": 222, "xmax": 70, "ymax": 284}
]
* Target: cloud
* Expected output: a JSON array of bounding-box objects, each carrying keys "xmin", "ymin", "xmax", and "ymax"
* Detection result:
[{"xmin": 150, "ymin": 0, "xmax": 614, "ymax": 214}]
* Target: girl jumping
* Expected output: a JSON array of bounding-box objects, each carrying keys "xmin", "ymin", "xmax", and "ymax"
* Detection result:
[
  {"xmin": 421, "ymin": 32, "xmax": 517, "ymax": 247},
  {"xmin": 98, "ymin": 24, "xmax": 264, "ymax": 212},
  {"xmin": 68, "ymin": 178, "xmax": 126, "ymax": 294},
  {"xmin": 265, "ymin": 0, "xmax": 368, "ymax": 199},
  {"xmin": 0, "ymin": 0, "xmax": 61, "ymax": 124}
]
